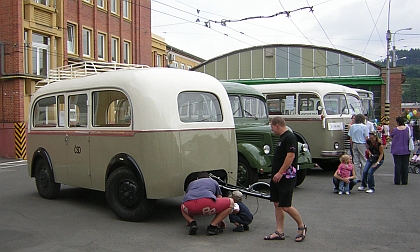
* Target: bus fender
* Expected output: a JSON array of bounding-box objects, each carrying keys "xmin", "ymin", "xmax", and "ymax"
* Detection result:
[
  {"xmin": 237, "ymin": 143, "xmax": 271, "ymax": 170},
  {"xmin": 30, "ymin": 148, "xmax": 54, "ymax": 177},
  {"xmin": 106, "ymin": 153, "xmax": 145, "ymax": 187}
]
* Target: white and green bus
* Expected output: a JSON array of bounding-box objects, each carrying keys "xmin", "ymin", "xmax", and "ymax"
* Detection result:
[
  {"xmin": 27, "ymin": 62, "xmax": 237, "ymax": 221},
  {"xmin": 253, "ymin": 82, "xmax": 363, "ymax": 169}
]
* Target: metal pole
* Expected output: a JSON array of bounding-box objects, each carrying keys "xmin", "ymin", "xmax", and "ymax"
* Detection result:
[{"xmin": 385, "ymin": 30, "xmax": 391, "ymax": 123}]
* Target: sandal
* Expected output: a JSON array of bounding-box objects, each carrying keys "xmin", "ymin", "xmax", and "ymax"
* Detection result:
[
  {"xmin": 264, "ymin": 231, "xmax": 285, "ymax": 240},
  {"xmin": 295, "ymin": 225, "xmax": 307, "ymax": 242}
]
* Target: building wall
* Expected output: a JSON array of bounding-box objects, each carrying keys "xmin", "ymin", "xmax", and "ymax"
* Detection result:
[{"xmin": 0, "ymin": 0, "xmax": 151, "ymax": 159}]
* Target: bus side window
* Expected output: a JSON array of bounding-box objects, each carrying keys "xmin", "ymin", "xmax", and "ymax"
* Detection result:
[
  {"xmin": 92, "ymin": 90, "xmax": 131, "ymax": 127},
  {"xmin": 33, "ymin": 96, "xmax": 57, "ymax": 127},
  {"xmin": 178, "ymin": 92, "xmax": 223, "ymax": 122},
  {"xmin": 69, "ymin": 94, "xmax": 88, "ymax": 127}
]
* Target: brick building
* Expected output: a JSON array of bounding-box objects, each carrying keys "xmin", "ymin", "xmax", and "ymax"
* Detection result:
[{"xmin": 0, "ymin": 0, "xmax": 151, "ymax": 158}]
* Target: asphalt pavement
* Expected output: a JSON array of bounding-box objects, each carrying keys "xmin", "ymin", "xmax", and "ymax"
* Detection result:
[{"xmin": 1, "ymin": 147, "xmax": 420, "ymax": 251}]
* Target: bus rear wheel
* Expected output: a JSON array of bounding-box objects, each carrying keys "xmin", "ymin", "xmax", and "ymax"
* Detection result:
[
  {"xmin": 34, "ymin": 158, "xmax": 60, "ymax": 199},
  {"xmin": 106, "ymin": 168, "xmax": 155, "ymax": 222}
]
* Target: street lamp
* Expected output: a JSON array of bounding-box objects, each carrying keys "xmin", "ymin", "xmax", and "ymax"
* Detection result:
[
  {"xmin": 392, "ymin": 28, "xmax": 412, "ymax": 67},
  {"xmin": 385, "ymin": 27, "xmax": 412, "ymax": 123}
]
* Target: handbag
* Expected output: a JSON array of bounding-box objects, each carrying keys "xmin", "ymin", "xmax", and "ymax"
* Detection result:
[{"xmin": 408, "ymin": 127, "xmax": 415, "ymax": 151}]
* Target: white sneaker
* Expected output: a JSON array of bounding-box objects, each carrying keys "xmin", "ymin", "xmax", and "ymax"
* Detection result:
[
  {"xmin": 358, "ymin": 186, "xmax": 367, "ymax": 191},
  {"xmin": 366, "ymin": 189, "xmax": 375, "ymax": 193},
  {"xmin": 345, "ymin": 191, "xmax": 350, "ymax": 195},
  {"xmin": 338, "ymin": 191, "xmax": 343, "ymax": 195}
]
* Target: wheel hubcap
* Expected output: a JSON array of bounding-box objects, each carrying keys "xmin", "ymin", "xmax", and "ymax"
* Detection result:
[{"xmin": 117, "ymin": 181, "xmax": 139, "ymax": 208}]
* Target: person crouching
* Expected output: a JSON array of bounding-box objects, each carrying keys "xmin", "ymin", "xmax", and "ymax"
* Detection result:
[{"xmin": 228, "ymin": 191, "xmax": 253, "ymax": 232}]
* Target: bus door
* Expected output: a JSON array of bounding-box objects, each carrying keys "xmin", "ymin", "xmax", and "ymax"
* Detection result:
[{"xmin": 66, "ymin": 93, "xmax": 91, "ymax": 187}]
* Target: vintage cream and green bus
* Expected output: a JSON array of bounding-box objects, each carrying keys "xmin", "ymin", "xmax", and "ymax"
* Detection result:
[
  {"xmin": 253, "ymin": 82, "xmax": 363, "ymax": 169},
  {"xmin": 222, "ymin": 82, "xmax": 313, "ymax": 187},
  {"xmin": 27, "ymin": 63, "xmax": 237, "ymax": 221}
]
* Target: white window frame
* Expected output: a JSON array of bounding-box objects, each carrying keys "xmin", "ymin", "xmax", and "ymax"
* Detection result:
[
  {"xmin": 180, "ymin": 63, "xmax": 185, "ymax": 70},
  {"xmin": 67, "ymin": 23, "xmax": 76, "ymax": 54},
  {"xmin": 35, "ymin": 0, "xmax": 49, "ymax": 6},
  {"xmin": 156, "ymin": 54, "xmax": 162, "ymax": 67},
  {"xmin": 98, "ymin": 33, "xmax": 106, "ymax": 60},
  {"xmin": 82, "ymin": 28, "xmax": 92, "ymax": 57},
  {"xmin": 110, "ymin": 0, "xmax": 118, "ymax": 14},
  {"xmin": 123, "ymin": 0, "xmax": 130, "ymax": 19},
  {"xmin": 32, "ymin": 33, "xmax": 50, "ymax": 76},
  {"xmin": 123, "ymin": 41, "xmax": 130, "ymax": 64},
  {"xmin": 111, "ymin": 37, "xmax": 119, "ymax": 62},
  {"xmin": 97, "ymin": 0, "xmax": 105, "ymax": 8}
]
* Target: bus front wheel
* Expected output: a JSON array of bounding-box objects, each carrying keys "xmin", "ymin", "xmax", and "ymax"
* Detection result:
[
  {"xmin": 237, "ymin": 156, "xmax": 258, "ymax": 187},
  {"xmin": 106, "ymin": 168, "xmax": 155, "ymax": 222},
  {"xmin": 34, "ymin": 158, "xmax": 61, "ymax": 199}
]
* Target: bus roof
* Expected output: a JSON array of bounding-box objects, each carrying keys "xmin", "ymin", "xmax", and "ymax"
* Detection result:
[
  {"xmin": 221, "ymin": 82, "xmax": 265, "ymax": 99},
  {"xmin": 31, "ymin": 68, "xmax": 235, "ymax": 131},
  {"xmin": 251, "ymin": 82, "xmax": 359, "ymax": 97}
]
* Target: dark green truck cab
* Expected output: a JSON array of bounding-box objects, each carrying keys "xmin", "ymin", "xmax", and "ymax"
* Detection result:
[{"xmin": 222, "ymin": 82, "xmax": 314, "ymax": 187}]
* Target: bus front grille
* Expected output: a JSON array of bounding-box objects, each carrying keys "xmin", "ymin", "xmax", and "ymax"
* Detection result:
[{"xmin": 343, "ymin": 124, "xmax": 351, "ymax": 150}]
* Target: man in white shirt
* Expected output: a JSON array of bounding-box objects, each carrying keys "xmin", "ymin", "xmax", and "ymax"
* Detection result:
[{"xmin": 365, "ymin": 115, "xmax": 375, "ymax": 133}]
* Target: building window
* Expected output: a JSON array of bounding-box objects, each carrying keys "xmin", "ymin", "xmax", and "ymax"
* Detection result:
[
  {"xmin": 97, "ymin": 0, "xmax": 105, "ymax": 8},
  {"xmin": 180, "ymin": 63, "xmax": 185, "ymax": 70},
  {"xmin": 67, "ymin": 23, "xmax": 76, "ymax": 54},
  {"xmin": 187, "ymin": 65, "xmax": 192, "ymax": 70},
  {"xmin": 156, "ymin": 54, "xmax": 162, "ymax": 67},
  {"xmin": 173, "ymin": 61, "xmax": 178, "ymax": 68},
  {"xmin": 123, "ymin": 0, "xmax": 130, "ymax": 19},
  {"xmin": 98, "ymin": 33, "xmax": 106, "ymax": 60},
  {"xmin": 35, "ymin": 0, "xmax": 49, "ymax": 6},
  {"xmin": 111, "ymin": 37, "xmax": 119, "ymax": 62},
  {"xmin": 82, "ymin": 28, "xmax": 92, "ymax": 57},
  {"xmin": 123, "ymin": 41, "xmax": 130, "ymax": 64},
  {"xmin": 83, "ymin": 0, "xmax": 92, "ymax": 3},
  {"xmin": 110, "ymin": 0, "xmax": 118, "ymax": 14},
  {"xmin": 32, "ymin": 33, "xmax": 50, "ymax": 76}
]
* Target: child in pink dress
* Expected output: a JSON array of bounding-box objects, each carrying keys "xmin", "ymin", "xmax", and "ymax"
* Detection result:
[{"xmin": 337, "ymin": 154, "xmax": 354, "ymax": 195}]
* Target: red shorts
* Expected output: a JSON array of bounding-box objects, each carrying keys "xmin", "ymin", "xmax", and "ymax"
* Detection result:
[{"xmin": 181, "ymin": 198, "xmax": 231, "ymax": 216}]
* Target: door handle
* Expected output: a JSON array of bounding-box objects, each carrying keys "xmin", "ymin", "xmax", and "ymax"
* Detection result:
[{"xmin": 65, "ymin": 134, "xmax": 69, "ymax": 142}]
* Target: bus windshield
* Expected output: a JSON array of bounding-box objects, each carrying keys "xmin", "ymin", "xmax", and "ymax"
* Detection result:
[
  {"xmin": 230, "ymin": 95, "xmax": 268, "ymax": 119},
  {"xmin": 323, "ymin": 94, "xmax": 362, "ymax": 115}
]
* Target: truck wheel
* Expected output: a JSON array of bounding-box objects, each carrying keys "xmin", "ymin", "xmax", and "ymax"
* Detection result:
[
  {"xmin": 295, "ymin": 169, "xmax": 307, "ymax": 187},
  {"xmin": 34, "ymin": 158, "xmax": 61, "ymax": 199},
  {"xmin": 106, "ymin": 168, "xmax": 155, "ymax": 221},
  {"xmin": 237, "ymin": 156, "xmax": 258, "ymax": 187}
]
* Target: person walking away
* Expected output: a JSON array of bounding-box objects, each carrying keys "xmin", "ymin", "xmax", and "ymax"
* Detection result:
[
  {"xmin": 390, "ymin": 117, "xmax": 411, "ymax": 185},
  {"xmin": 181, "ymin": 171, "xmax": 234, "ymax": 235},
  {"xmin": 228, "ymin": 191, "xmax": 253, "ymax": 232},
  {"xmin": 358, "ymin": 133, "xmax": 384, "ymax": 193},
  {"xmin": 348, "ymin": 114, "xmax": 369, "ymax": 182},
  {"xmin": 335, "ymin": 154, "xmax": 354, "ymax": 195},
  {"xmin": 264, "ymin": 116, "xmax": 307, "ymax": 242}
]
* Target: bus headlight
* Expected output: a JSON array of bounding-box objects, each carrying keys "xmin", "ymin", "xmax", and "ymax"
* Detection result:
[
  {"xmin": 334, "ymin": 142, "xmax": 339, "ymax": 150},
  {"xmin": 263, "ymin": 145, "xmax": 270, "ymax": 154},
  {"xmin": 301, "ymin": 143, "xmax": 309, "ymax": 152}
]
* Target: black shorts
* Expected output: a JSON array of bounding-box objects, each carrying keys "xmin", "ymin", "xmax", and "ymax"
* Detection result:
[{"xmin": 270, "ymin": 177, "xmax": 296, "ymax": 207}]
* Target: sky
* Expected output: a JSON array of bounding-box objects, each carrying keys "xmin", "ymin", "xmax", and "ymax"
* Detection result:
[{"xmin": 151, "ymin": 0, "xmax": 420, "ymax": 62}]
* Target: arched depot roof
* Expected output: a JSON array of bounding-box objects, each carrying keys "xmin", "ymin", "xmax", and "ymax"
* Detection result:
[{"xmin": 192, "ymin": 44, "xmax": 384, "ymax": 86}]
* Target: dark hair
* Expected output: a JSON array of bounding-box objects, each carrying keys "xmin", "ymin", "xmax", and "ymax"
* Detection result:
[
  {"xmin": 197, "ymin": 171, "xmax": 210, "ymax": 179},
  {"xmin": 354, "ymin": 114, "xmax": 365, "ymax": 124},
  {"xmin": 396, "ymin": 116, "xmax": 406, "ymax": 126}
]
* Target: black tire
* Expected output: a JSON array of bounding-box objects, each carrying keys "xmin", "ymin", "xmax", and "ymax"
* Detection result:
[
  {"xmin": 105, "ymin": 168, "xmax": 155, "ymax": 222},
  {"xmin": 295, "ymin": 169, "xmax": 307, "ymax": 187},
  {"xmin": 34, "ymin": 158, "xmax": 60, "ymax": 199},
  {"xmin": 237, "ymin": 156, "xmax": 258, "ymax": 187},
  {"xmin": 415, "ymin": 167, "xmax": 420, "ymax": 174}
]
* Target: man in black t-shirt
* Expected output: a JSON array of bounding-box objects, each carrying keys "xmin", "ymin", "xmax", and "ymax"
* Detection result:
[{"xmin": 263, "ymin": 117, "xmax": 307, "ymax": 242}]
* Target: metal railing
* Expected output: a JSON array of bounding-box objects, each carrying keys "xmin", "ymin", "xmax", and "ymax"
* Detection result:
[{"xmin": 36, "ymin": 61, "xmax": 150, "ymax": 88}]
